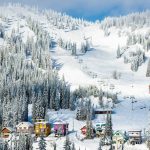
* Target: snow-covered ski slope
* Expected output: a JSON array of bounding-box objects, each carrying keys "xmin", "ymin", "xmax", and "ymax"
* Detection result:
[{"xmin": 1, "ymin": 5, "xmax": 150, "ymax": 149}]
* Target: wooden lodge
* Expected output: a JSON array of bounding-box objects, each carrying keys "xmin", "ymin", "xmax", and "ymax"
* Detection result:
[
  {"xmin": 53, "ymin": 120, "xmax": 69, "ymax": 137},
  {"xmin": 94, "ymin": 109, "xmax": 112, "ymax": 115},
  {"xmin": 1, "ymin": 127, "xmax": 13, "ymax": 138},
  {"xmin": 34, "ymin": 119, "xmax": 51, "ymax": 137},
  {"xmin": 128, "ymin": 130, "xmax": 142, "ymax": 145},
  {"xmin": 16, "ymin": 122, "xmax": 34, "ymax": 135}
]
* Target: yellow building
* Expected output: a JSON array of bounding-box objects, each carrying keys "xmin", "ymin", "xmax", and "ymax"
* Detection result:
[{"xmin": 34, "ymin": 119, "xmax": 51, "ymax": 137}]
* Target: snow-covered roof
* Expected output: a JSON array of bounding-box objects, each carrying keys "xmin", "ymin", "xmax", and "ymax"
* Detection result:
[
  {"xmin": 53, "ymin": 120, "xmax": 68, "ymax": 125},
  {"xmin": 94, "ymin": 121, "xmax": 106, "ymax": 124},
  {"xmin": 113, "ymin": 130, "xmax": 126, "ymax": 138},
  {"xmin": 2, "ymin": 127, "xmax": 14, "ymax": 132},
  {"xmin": 93, "ymin": 121, "xmax": 106, "ymax": 127},
  {"xmin": 16, "ymin": 122, "xmax": 33, "ymax": 128},
  {"xmin": 34, "ymin": 121, "xmax": 50, "ymax": 125},
  {"xmin": 95, "ymin": 108, "xmax": 112, "ymax": 111},
  {"xmin": 128, "ymin": 129, "xmax": 142, "ymax": 132}
]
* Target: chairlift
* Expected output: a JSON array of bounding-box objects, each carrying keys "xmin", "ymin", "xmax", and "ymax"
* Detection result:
[{"xmin": 140, "ymin": 106, "xmax": 145, "ymax": 109}]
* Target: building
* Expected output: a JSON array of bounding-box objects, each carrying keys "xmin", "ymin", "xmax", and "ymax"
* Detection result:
[
  {"xmin": 80, "ymin": 125, "xmax": 94, "ymax": 135},
  {"xmin": 94, "ymin": 109, "xmax": 112, "ymax": 115},
  {"xmin": 16, "ymin": 122, "xmax": 34, "ymax": 135},
  {"xmin": 112, "ymin": 131, "xmax": 127, "ymax": 150},
  {"xmin": 94, "ymin": 122, "xmax": 106, "ymax": 137},
  {"xmin": 34, "ymin": 119, "xmax": 51, "ymax": 137},
  {"xmin": 1, "ymin": 127, "xmax": 14, "ymax": 138},
  {"xmin": 53, "ymin": 120, "xmax": 69, "ymax": 137},
  {"xmin": 128, "ymin": 130, "xmax": 142, "ymax": 145}
]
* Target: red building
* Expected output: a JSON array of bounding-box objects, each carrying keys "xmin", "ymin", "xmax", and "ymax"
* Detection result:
[
  {"xmin": 1, "ymin": 127, "xmax": 13, "ymax": 138},
  {"xmin": 81, "ymin": 126, "xmax": 87, "ymax": 135},
  {"xmin": 53, "ymin": 120, "xmax": 69, "ymax": 137},
  {"xmin": 80, "ymin": 126, "xmax": 94, "ymax": 135}
]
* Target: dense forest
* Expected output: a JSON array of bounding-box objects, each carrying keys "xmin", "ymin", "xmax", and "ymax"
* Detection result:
[{"xmin": 0, "ymin": 16, "xmax": 72, "ymax": 129}]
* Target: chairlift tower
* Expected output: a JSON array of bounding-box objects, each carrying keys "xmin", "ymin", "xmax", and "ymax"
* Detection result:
[{"xmin": 83, "ymin": 35, "xmax": 92, "ymax": 47}]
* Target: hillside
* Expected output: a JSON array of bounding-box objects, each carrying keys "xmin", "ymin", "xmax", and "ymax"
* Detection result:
[{"xmin": 0, "ymin": 4, "xmax": 150, "ymax": 150}]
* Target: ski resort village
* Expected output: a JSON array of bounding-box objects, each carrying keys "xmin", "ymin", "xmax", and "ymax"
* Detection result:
[{"xmin": 0, "ymin": 3, "xmax": 150, "ymax": 150}]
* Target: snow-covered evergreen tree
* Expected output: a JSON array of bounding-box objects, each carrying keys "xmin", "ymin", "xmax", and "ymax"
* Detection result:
[
  {"xmin": 98, "ymin": 140, "xmax": 102, "ymax": 150},
  {"xmin": 63, "ymin": 136, "xmax": 72, "ymax": 150},
  {"xmin": 39, "ymin": 135, "xmax": 47, "ymax": 150},
  {"xmin": 116, "ymin": 45, "xmax": 121, "ymax": 58}
]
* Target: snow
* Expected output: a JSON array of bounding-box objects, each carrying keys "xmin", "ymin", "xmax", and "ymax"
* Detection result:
[
  {"xmin": 16, "ymin": 122, "xmax": 33, "ymax": 127},
  {"xmin": 0, "ymin": 4, "xmax": 150, "ymax": 150},
  {"xmin": 33, "ymin": 108, "xmax": 149, "ymax": 150}
]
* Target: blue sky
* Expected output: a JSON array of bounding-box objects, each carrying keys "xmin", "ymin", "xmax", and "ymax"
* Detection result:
[{"xmin": 0, "ymin": 0, "xmax": 150, "ymax": 21}]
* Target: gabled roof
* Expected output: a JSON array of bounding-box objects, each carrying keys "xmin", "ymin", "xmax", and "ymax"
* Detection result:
[
  {"xmin": 53, "ymin": 119, "xmax": 68, "ymax": 125},
  {"xmin": 95, "ymin": 108, "xmax": 112, "ymax": 111},
  {"xmin": 128, "ymin": 129, "xmax": 142, "ymax": 132},
  {"xmin": 80, "ymin": 125, "xmax": 93, "ymax": 130},
  {"xmin": 113, "ymin": 131, "xmax": 124, "ymax": 136},
  {"xmin": 16, "ymin": 122, "xmax": 33, "ymax": 128},
  {"xmin": 80, "ymin": 126, "xmax": 86, "ymax": 130},
  {"xmin": 94, "ymin": 122, "xmax": 106, "ymax": 128},
  {"xmin": 1, "ymin": 127, "xmax": 14, "ymax": 132},
  {"xmin": 113, "ymin": 130, "xmax": 127, "ymax": 140},
  {"xmin": 34, "ymin": 121, "xmax": 50, "ymax": 125},
  {"xmin": 95, "ymin": 122, "xmax": 106, "ymax": 126}
]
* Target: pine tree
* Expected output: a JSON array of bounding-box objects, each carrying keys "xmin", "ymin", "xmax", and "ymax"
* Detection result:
[
  {"xmin": 3, "ymin": 141, "xmax": 9, "ymax": 150},
  {"xmin": 63, "ymin": 136, "xmax": 71, "ymax": 150},
  {"xmin": 98, "ymin": 140, "xmax": 102, "ymax": 150},
  {"xmin": 53, "ymin": 142, "xmax": 57, "ymax": 150},
  {"xmin": 72, "ymin": 143, "xmax": 76, "ymax": 150},
  {"xmin": 147, "ymin": 140, "xmax": 150, "ymax": 150},
  {"xmin": 18, "ymin": 134, "xmax": 28, "ymax": 150},
  {"xmin": 70, "ymin": 93, "xmax": 76, "ymax": 111},
  {"xmin": 105, "ymin": 113, "xmax": 113, "ymax": 147},
  {"xmin": 38, "ymin": 135, "xmax": 47, "ymax": 150},
  {"xmin": 99, "ymin": 88, "xmax": 103, "ymax": 108},
  {"xmin": 81, "ymin": 43, "xmax": 86, "ymax": 53},
  {"xmin": 71, "ymin": 43, "xmax": 77, "ymax": 56},
  {"xmin": 86, "ymin": 103, "xmax": 93, "ymax": 139},
  {"xmin": 131, "ymin": 59, "xmax": 138, "ymax": 72},
  {"xmin": 116, "ymin": 45, "xmax": 121, "ymax": 58},
  {"xmin": 26, "ymin": 134, "xmax": 33, "ymax": 150}
]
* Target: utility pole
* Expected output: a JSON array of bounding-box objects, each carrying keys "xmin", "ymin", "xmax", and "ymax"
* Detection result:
[
  {"xmin": 130, "ymin": 95, "xmax": 135, "ymax": 111},
  {"xmin": 130, "ymin": 78, "xmax": 136, "ymax": 111},
  {"xmin": 72, "ymin": 118, "xmax": 74, "ymax": 132}
]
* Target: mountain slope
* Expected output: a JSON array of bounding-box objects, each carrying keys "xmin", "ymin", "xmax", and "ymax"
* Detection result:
[{"xmin": 0, "ymin": 4, "xmax": 150, "ymax": 150}]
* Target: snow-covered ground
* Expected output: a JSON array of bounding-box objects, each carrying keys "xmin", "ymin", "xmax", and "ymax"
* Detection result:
[
  {"xmin": 0, "ymin": 4, "xmax": 150, "ymax": 150},
  {"xmin": 31, "ymin": 109, "xmax": 149, "ymax": 150}
]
